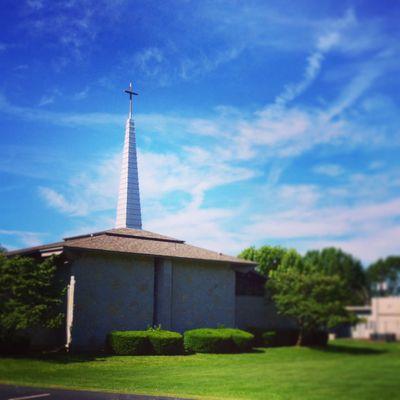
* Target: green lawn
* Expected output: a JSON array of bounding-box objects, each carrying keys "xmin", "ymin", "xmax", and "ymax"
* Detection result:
[{"xmin": 0, "ymin": 340, "xmax": 399, "ymax": 400}]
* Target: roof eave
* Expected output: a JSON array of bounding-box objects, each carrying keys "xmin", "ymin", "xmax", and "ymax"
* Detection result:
[
  {"xmin": 64, "ymin": 244, "xmax": 257, "ymax": 267},
  {"xmin": 6, "ymin": 243, "xmax": 64, "ymax": 258}
]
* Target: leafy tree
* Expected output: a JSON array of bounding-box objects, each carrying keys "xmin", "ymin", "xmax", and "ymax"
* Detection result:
[
  {"xmin": 303, "ymin": 247, "xmax": 367, "ymax": 305},
  {"xmin": 239, "ymin": 245, "xmax": 288, "ymax": 277},
  {"xmin": 268, "ymin": 250, "xmax": 355, "ymax": 345},
  {"xmin": 0, "ymin": 255, "xmax": 66, "ymax": 341},
  {"xmin": 238, "ymin": 246, "xmax": 258, "ymax": 263},
  {"xmin": 367, "ymin": 256, "xmax": 400, "ymax": 296}
]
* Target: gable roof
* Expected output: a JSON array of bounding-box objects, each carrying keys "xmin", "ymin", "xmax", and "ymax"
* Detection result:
[{"xmin": 6, "ymin": 228, "xmax": 256, "ymax": 267}]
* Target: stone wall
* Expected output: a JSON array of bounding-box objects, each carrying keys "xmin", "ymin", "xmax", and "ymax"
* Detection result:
[
  {"xmin": 171, "ymin": 260, "xmax": 235, "ymax": 332},
  {"xmin": 68, "ymin": 252, "xmax": 272, "ymax": 350},
  {"xmin": 70, "ymin": 252, "xmax": 154, "ymax": 351}
]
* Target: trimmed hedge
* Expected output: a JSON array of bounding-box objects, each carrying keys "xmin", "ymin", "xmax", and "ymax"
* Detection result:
[
  {"xmin": 184, "ymin": 328, "xmax": 254, "ymax": 353},
  {"xmin": 222, "ymin": 328, "xmax": 254, "ymax": 352},
  {"xmin": 148, "ymin": 330, "xmax": 184, "ymax": 355},
  {"xmin": 108, "ymin": 331, "xmax": 150, "ymax": 355},
  {"xmin": 108, "ymin": 330, "xmax": 184, "ymax": 355}
]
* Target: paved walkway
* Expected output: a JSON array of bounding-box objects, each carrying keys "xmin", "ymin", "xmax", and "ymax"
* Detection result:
[{"xmin": 0, "ymin": 385, "xmax": 188, "ymax": 400}]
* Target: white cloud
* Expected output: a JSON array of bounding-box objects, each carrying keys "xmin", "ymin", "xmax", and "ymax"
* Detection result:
[
  {"xmin": 317, "ymin": 226, "xmax": 400, "ymax": 263},
  {"xmin": 126, "ymin": 44, "xmax": 244, "ymax": 86},
  {"xmin": 6, "ymin": 4, "xmax": 397, "ymax": 262},
  {"xmin": 26, "ymin": 0, "xmax": 44, "ymax": 10},
  {"xmin": 239, "ymin": 181, "xmax": 400, "ymax": 263},
  {"xmin": 73, "ymin": 86, "xmax": 89, "ymax": 100},
  {"xmin": 275, "ymin": 29, "xmax": 340, "ymax": 106},
  {"xmin": 313, "ymin": 164, "xmax": 344, "ymax": 177},
  {"xmin": 39, "ymin": 187, "xmax": 84, "ymax": 215},
  {"xmin": 20, "ymin": 1, "xmax": 127, "ymax": 68},
  {"xmin": 368, "ymin": 161, "xmax": 385, "ymax": 171},
  {"xmin": 39, "ymin": 152, "xmax": 121, "ymax": 216},
  {"xmin": 134, "ymin": 47, "xmax": 165, "ymax": 82},
  {"xmin": 0, "ymin": 229, "xmax": 46, "ymax": 248},
  {"xmin": 325, "ymin": 65, "xmax": 381, "ymax": 119},
  {"xmin": 275, "ymin": 51, "xmax": 324, "ymax": 105},
  {"xmin": 38, "ymin": 95, "xmax": 55, "ymax": 107},
  {"xmin": 273, "ymin": 9, "xmax": 364, "ymax": 107},
  {"xmin": 0, "ymin": 93, "xmax": 123, "ymax": 126}
]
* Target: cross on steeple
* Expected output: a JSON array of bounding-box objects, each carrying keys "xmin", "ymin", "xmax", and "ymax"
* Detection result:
[{"xmin": 124, "ymin": 82, "xmax": 138, "ymax": 117}]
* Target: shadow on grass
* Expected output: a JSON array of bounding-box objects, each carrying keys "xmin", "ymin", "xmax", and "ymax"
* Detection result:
[
  {"xmin": 2, "ymin": 352, "xmax": 111, "ymax": 364},
  {"xmin": 315, "ymin": 344, "xmax": 387, "ymax": 355},
  {"xmin": 247, "ymin": 348, "xmax": 265, "ymax": 354},
  {"xmin": 4, "ymin": 347, "xmax": 266, "ymax": 363}
]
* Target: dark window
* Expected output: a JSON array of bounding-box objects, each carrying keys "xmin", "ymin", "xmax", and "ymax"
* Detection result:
[{"xmin": 235, "ymin": 271, "xmax": 266, "ymax": 296}]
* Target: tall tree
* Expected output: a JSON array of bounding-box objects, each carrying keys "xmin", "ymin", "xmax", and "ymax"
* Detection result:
[
  {"xmin": 268, "ymin": 250, "xmax": 355, "ymax": 345},
  {"xmin": 303, "ymin": 247, "xmax": 367, "ymax": 305},
  {"xmin": 239, "ymin": 245, "xmax": 288, "ymax": 277},
  {"xmin": 0, "ymin": 255, "xmax": 66, "ymax": 342},
  {"xmin": 367, "ymin": 256, "xmax": 400, "ymax": 296}
]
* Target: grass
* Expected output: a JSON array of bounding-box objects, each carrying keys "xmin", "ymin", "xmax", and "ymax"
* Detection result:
[{"xmin": 0, "ymin": 340, "xmax": 400, "ymax": 400}]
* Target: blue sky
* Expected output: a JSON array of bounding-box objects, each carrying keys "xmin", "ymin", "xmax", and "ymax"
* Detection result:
[{"xmin": 1, "ymin": 0, "xmax": 400, "ymax": 264}]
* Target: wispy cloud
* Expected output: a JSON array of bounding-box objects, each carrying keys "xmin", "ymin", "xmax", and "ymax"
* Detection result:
[
  {"xmin": 0, "ymin": 93, "xmax": 123, "ymax": 126},
  {"xmin": 275, "ymin": 27, "xmax": 342, "ymax": 106},
  {"xmin": 4, "ymin": 3, "xmax": 400, "ymax": 263},
  {"xmin": 73, "ymin": 86, "xmax": 89, "ymax": 100},
  {"xmin": 38, "ymin": 96, "xmax": 55, "ymax": 107},
  {"xmin": 313, "ymin": 164, "xmax": 344, "ymax": 177},
  {"xmin": 26, "ymin": 0, "xmax": 44, "ymax": 11},
  {"xmin": 39, "ymin": 152, "xmax": 121, "ymax": 216},
  {"xmin": 21, "ymin": 0, "xmax": 127, "ymax": 67},
  {"xmin": 0, "ymin": 229, "xmax": 46, "ymax": 248}
]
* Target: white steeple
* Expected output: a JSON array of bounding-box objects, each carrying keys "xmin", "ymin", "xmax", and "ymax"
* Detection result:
[{"xmin": 115, "ymin": 82, "xmax": 142, "ymax": 229}]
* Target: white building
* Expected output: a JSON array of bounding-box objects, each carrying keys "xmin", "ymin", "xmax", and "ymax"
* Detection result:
[{"xmin": 349, "ymin": 297, "xmax": 400, "ymax": 340}]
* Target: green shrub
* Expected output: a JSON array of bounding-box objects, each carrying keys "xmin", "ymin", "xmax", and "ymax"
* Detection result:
[
  {"xmin": 107, "ymin": 331, "xmax": 150, "ymax": 355},
  {"xmin": 184, "ymin": 329, "xmax": 232, "ymax": 353},
  {"xmin": 221, "ymin": 328, "xmax": 254, "ymax": 352},
  {"xmin": 148, "ymin": 330, "xmax": 184, "ymax": 355},
  {"xmin": 108, "ymin": 330, "xmax": 184, "ymax": 355},
  {"xmin": 262, "ymin": 331, "xmax": 277, "ymax": 347},
  {"xmin": 184, "ymin": 328, "xmax": 254, "ymax": 353}
]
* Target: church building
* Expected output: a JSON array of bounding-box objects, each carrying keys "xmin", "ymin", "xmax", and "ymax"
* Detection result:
[{"xmin": 7, "ymin": 84, "xmax": 281, "ymax": 352}]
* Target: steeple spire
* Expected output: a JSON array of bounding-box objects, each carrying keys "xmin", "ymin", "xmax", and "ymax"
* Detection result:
[{"xmin": 115, "ymin": 82, "xmax": 142, "ymax": 230}]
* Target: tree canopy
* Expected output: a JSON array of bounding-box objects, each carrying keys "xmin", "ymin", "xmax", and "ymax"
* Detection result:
[
  {"xmin": 238, "ymin": 245, "xmax": 288, "ymax": 277},
  {"xmin": 268, "ymin": 250, "xmax": 356, "ymax": 344},
  {"xmin": 239, "ymin": 246, "xmax": 369, "ymax": 305},
  {"xmin": 0, "ymin": 255, "xmax": 66, "ymax": 340},
  {"xmin": 303, "ymin": 247, "xmax": 367, "ymax": 305},
  {"xmin": 367, "ymin": 256, "xmax": 400, "ymax": 296}
]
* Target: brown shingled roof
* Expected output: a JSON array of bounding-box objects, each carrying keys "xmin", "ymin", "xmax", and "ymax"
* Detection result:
[
  {"xmin": 7, "ymin": 228, "xmax": 256, "ymax": 266},
  {"xmin": 64, "ymin": 228, "xmax": 183, "ymax": 243},
  {"xmin": 6, "ymin": 241, "xmax": 64, "ymax": 256}
]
